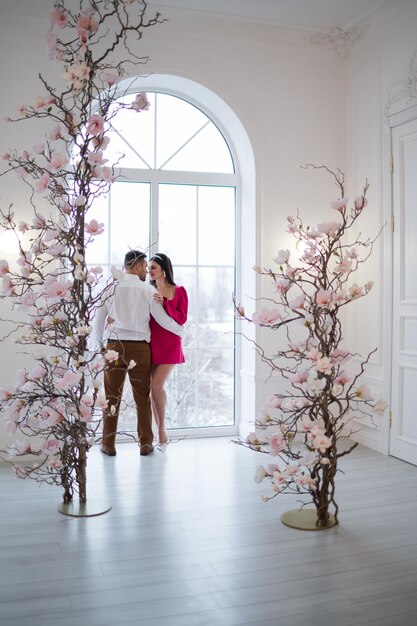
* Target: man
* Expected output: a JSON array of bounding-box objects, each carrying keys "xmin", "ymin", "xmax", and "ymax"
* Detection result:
[{"xmin": 91, "ymin": 250, "xmax": 184, "ymax": 456}]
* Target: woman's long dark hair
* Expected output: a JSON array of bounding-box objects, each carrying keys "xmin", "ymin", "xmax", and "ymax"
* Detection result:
[{"xmin": 149, "ymin": 253, "xmax": 176, "ymax": 287}]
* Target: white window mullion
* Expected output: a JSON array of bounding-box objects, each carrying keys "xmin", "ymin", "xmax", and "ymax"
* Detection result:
[
  {"xmin": 195, "ymin": 184, "xmax": 200, "ymax": 424},
  {"xmin": 151, "ymin": 183, "xmax": 159, "ymax": 254}
]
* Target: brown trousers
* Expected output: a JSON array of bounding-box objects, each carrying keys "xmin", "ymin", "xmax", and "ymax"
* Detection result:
[{"xmin": 103, "ymin": 340, "xmax": 153, "ymax": 449}]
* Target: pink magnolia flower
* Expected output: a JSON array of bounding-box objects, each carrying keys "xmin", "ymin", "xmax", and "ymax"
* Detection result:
[
  {"xmin": 45, "ymin": 280, "xmax": 72, "ymax": 299},
  {"xmin": 15, "ymin": 166, "xmax": 28, "ymax": 179},
  {"xmin": 131, "ymin": 92, "xmax": 150, "ymax": 112},
  {"xmin": 76, "ymin": 13, "xmax": 99, "ymax": 35},
  {"xmin": 254, "ymin": 465, "xmax": 267, "ymax": 484},
  {"xmin": 104, "ymin": 349, "xmax": 119, "ymax": 363},
  {"xmin": 287, "ymin": 223, "xmax": 299, "ymax": 234},
  {"xmin": 317, "ymin": 221, "xmax": 340, "ymax": 236},
  {"xmin": 335, "ymin": 258, "xmax": 352, "ymax": 274},
  {"xmin": 86, "ymin": 114, "xmax": 105, "ymax": 136},
  {"xmin": 79, "ymin": 402, "xmax": 93, "ymax": 422},
  {"xmin": 0, "ymin": 260, "xmax": 10, "ymax": 276},
  {"xmin": 265, "ymin": 394, "xmax": 282, "ymax": 409},
  {"xmin": 13, "ymin": 438, "xmax": 32, "ymax": 454},
  {"xmin": 252, "ymin": 307, "xmax": 281, "ymax": 325},
  {"xmin": 34, "ymin": 94, "xmax": 55, "ymax": 109},
  {"xmin": 32, "ymin": 142, "xmax": 45, "ymax": 154},
  {"xmin": 50, "ymin": 8, "xmax": 69, "ymax": 28},
  {"xmin": 101, "ymin": 166, "xmax": 115, "ymax": 183},
  {"xmin": 87, "ymin": 151, "xmax": 107, "ymax": 166},
  {"xmin": 0, "ymin": 387, "xmax": 12, "ymax": 401},
  {"xmin": 316, "ymin": 288, "xmax": 333, "ymax": 307},
  {"xmin": 42, "ymin": 438, "xmax": 61, "ymax": 455},
  {"xmin": 44, "ymin": 226, "xmax": 61, "ymax": 242},
  {"xmin": 35, "ymin": 172, "xmax": 50, "ymax": 193},
  {"xmin": 48, "ymin": 456, "xmax": 63, "ymax": 469},
  {"xmin": 15, "ymin": 466, "xmax": 29, "ymax": 479},
  {"xmin": 96, "ymin": 395, "xmax": 108, "ymax": 410},
  {"xmin": 354, "ymin": 384, "xmax": 374, "ymax": 401},
  {"xmin": 32, "ymin": 213, "xmax": 46, "ymax": 228},
  {"xmin": 291, "ymin": 369, "xmax": 309, "ymax": 384},
  {"xmin": 49, "ymin": 125, "xmax": 64, "ymax": 141},
  {"xmin": 310, "ymin": 435, "xmax": 333, "ymax": 453},
  {"xmin": 273, "ymin": 249, "xmax": 290, "ymax": 265},
  {"xmin": 346, "ymin": 247, "xmax": 358, "ymax": 259},
  {"xmin": 85, "ymin": 219, "xmax": 105, "ymax": 236},
  {"xmin": 275, "ymin": 279, "xmax": 291, "ymax": 294},
  {"xmin": 17, "ymin": 252, "xmax": 32, "ymax": 267},
  {"xmin": 348, "ymin": 283, "xmax": 363, "ymax": 299},
  {"xmin": 354, "ymin": 196, "xmax": 368, "ymax": 210},
  {"xmin": 295, "ymin": 472, "xmax": 317, "ymax": 490},
  {"xmin": 101, "ymin": 71, "xmax": 120, "ymax": 86},
  {"xmin": 20, "ymin": 291, "xmax": 37, "ymax": 307},
  {"xmin": 2, "ymin": 275, "xmax": 15, "ymax": 296},
  {"xmin": 47, "ymin": 244, "xmax": 65, "ymax": 256},
  {"xmin": 75, "ymin": 195, "xmax": 87, "ymax": 206},
  {"xmin": 16, "ymin": 369, "xmax": 28, "ymax": 387},
  {"xmin": 288, "ymin": 294, "xmax": 305, "ymax": 310},
  {"xmin": 302, "ymin": 244, "xmax": 318, "ymax": 262},
  {"xmin": 46, "ymin": 29, "xmax": 57, "ymax": 52},
  {"xmin": 50, "ymin": 152, "xmax": 69, "ymax": 170},
  {"xmin": 373, "ymin": 399, "xmax": 388, "ymax": 415},
  {"xmin": 272, "ymin": 470, "xmax": 287, "ymax": 485},
  {"xmin": 332, "ymin": 290, "xmax": 346, "ymax": 304},
  {"xmin": 30, "ymin": 364, "xmax": 47, "ymax": 379},
  {"xmin": 270, "ymin": 432, "xmax": 286, "ymax": 456},
  {"xmin": 92, "ymin": 135, "xmax": 110, "ymax": 150},
  {"xmin": 330, "ymin": 197, "xmax": 348, "ymax": 212},
  {"xmin": 63, "ymin": 64, "xmax": 90, "ymax": 89},
  {"xmin": 56, "ymin": 370, "xmax": 82, "ymax": 390},
  {"xmin": 331, "ymin": 348, "xmax": 350, "ymax": 363},
  {"xmin": 316, "ymin": 357, "xmax": 332, "ymax": 375},
  {"xmin": 43, "ymin": 408, "xmax": 63, "ymax": 427},
  {"xmin": 307, "ymin": 347, "xmax": 321, "ymax": 363},
  {"xmin": 335, "ymin": 370, "xmax": 351, "ymax": 385}
]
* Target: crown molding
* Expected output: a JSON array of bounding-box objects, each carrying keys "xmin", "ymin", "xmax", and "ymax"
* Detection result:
[
  {"xmin": 385, "ymin": 49, "xmax": 417, "ymax": 117},
  {"xmin": 310, "ymin": 25, "xmax": 367, "ymax": 60}
]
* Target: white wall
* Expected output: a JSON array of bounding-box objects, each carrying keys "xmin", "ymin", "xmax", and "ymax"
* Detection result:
[
  {"xmin": 345, "ymin": 0, "xmax": 417, "ymax": 452},
  {"xmin": 0, "ymin": 3, "xmax": 347, "ymax": 447}
]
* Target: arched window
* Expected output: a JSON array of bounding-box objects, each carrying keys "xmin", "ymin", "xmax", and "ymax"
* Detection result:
[{"xmin": 88, "ymin": 88, "xmax": 240, "ymax": 435}]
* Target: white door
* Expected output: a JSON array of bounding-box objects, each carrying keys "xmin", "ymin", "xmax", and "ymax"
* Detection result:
[{"xmin": 390, "ymin": 118, "xmax": 417, "ymax": 465}]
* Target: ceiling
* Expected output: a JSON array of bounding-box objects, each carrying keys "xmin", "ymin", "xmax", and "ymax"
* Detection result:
[{"xmin": 0, "ymin": 0, "xmax": 388, "ymax": 31}]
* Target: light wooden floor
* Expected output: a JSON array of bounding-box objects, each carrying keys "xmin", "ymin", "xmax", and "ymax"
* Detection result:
[{"xmin": 1, "ymin": 437, "xmax": 417, "ymax": 626}]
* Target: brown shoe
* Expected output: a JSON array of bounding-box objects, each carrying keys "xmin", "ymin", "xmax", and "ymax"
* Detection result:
[
  {"xmin": 140, "ymin": 444, "xmax": 154, "ymax": 456},
  {"xmin": 101, "ymin": 446, "xmax": 116, "ymax": 457}
]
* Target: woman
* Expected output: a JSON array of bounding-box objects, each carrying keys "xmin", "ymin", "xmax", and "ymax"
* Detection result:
[{"xmin": 148, "ymin": 253, "xmax": 188, "ymax": 447}]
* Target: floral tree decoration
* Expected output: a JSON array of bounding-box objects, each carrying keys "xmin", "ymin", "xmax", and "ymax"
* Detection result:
[
  {"xmin": 0, "ymin": 0, "xmax": 163, "ymax": 512},
  {"xmin": 235, "ymin": 165, "xmax": 386, "ymax": 529}
]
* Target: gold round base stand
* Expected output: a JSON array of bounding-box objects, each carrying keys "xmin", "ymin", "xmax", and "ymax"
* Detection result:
[
  {"xmin": 58, "ymin": 499, "xmax": 112, "ymax": 518},
  {"xmin": 281, "ymin": 508, "xmax": 337, "ymax": 530}
]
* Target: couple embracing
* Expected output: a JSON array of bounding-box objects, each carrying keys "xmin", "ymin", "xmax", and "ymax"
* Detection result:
[{"xmin": 91, "ymin": 250, "xmax": 188, "ymax": 456}]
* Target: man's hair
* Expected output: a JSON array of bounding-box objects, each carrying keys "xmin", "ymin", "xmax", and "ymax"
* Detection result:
[{"xmin": 124, "ymin": 250, "xmax": 147, "ymax": 269}]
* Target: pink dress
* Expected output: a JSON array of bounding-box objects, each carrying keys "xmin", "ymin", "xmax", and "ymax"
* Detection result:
[{"xmin": 149, "ymin": 286, "xmax": 188, "ymax": 365}]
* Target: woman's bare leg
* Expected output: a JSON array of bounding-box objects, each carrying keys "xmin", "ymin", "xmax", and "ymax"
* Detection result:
[{"xmin": 151, "ymin": 364, "xmax": 175, "ymax": 444}]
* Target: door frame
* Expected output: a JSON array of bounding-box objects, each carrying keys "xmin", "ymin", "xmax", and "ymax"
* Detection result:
[{"xmin": 383, "ymin": 103, "xmax": 417, "ymax": 458}]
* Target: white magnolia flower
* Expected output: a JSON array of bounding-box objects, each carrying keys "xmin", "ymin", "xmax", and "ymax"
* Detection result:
[{"xmin": 273, "ymin": 249, "xmax": 290, "ymax": 265}]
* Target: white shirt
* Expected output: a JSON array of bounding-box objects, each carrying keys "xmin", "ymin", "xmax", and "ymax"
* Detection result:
[{"xmin": 90, "ymin": 274, "xmax": 184, "ymax": 350}]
